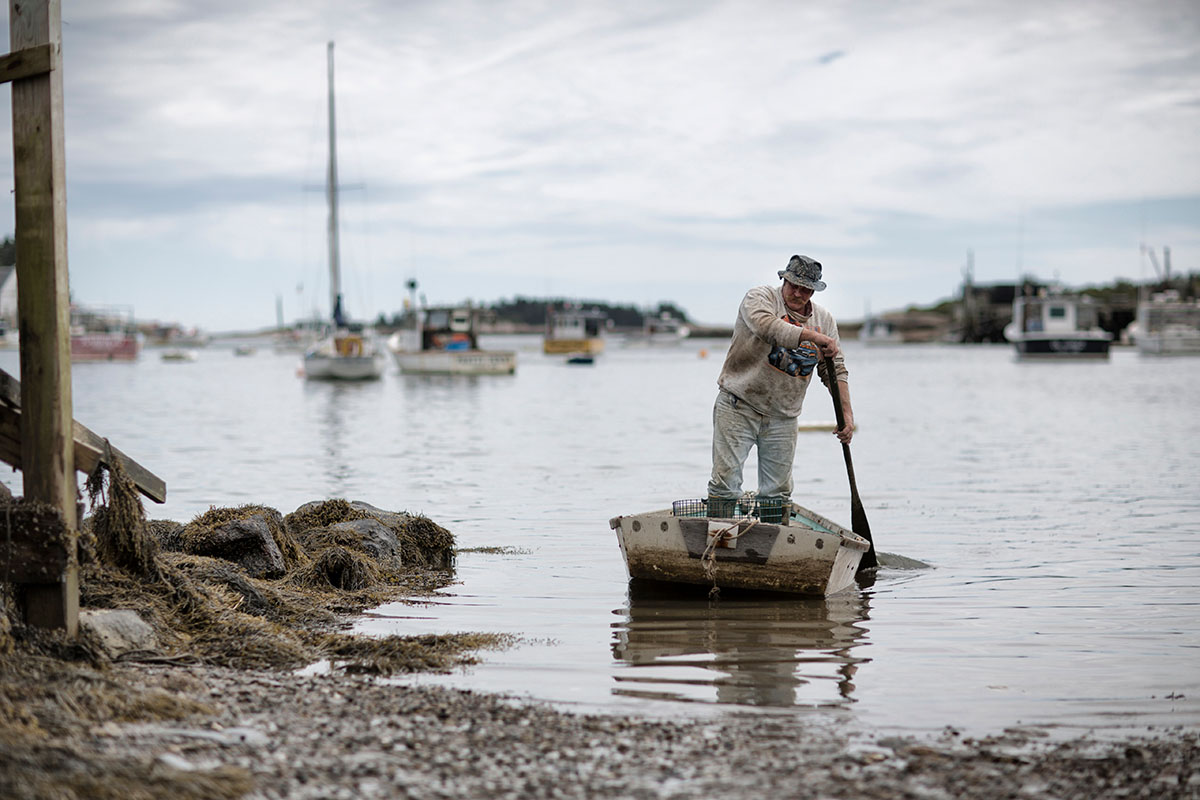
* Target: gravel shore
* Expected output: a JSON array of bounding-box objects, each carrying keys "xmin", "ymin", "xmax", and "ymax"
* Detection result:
[{"xmin": 9, "ymin": 660, "xmax": 1195, "ymax": 800}]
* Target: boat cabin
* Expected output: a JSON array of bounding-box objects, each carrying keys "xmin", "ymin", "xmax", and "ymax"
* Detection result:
[
  {"xmin": 544, "ymin": 307, "xmax": 609, "ymax": 355},
  {"xmin": 391, "ymin": 305, "xmax": 485, "ymax": 353},
  {"xmin": 1016, "ymin": 294, "xmax": 1100, "ymax": 333},
  {"xmin": 1004, "ymin": 289, "xmax": 1112, "ymax": 359},
  {"xmin": 547, "ymin": 308, "xmax": 607, "ymax": 340},
  {"xmin": 417, "ymin": 307, "xmax": 480, "ymax": 351}
]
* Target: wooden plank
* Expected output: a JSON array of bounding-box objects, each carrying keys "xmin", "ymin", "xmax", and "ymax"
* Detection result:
[
  {"xmin": 0, "ymin": 370, "xmax": 166, "ymax": 503},
  {"xmin": 0, "ymin": 403, "xmax": 109, "ymax": 488},
  {"xmin": 0, "ymin": 42, "xmax": 54, "ymax": 84},
  {"xmin": 71, "ymin": 422, "xmax": 165, "ymax": 503}
]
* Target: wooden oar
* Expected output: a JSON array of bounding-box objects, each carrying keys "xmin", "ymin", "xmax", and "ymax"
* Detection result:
[{"xmin": 823, "ymin": 354, "xmax": 877, "ymax": 571}]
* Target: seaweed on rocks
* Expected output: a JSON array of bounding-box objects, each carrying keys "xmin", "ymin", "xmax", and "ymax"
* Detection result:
[
  {"xmin": 292, "ymin": 545, "xmax": 380, "ymax": 591},
  {"xmin": 78, "ymin": 467, "xmax": 478, "ymax": 673},
  {"xmin": 2, "ymin": 460, "xmax": 507, "ymax": 798},
  {"xmin": 283, "ymin": 497, "xmax": 371, "ymax": 532},
  {"xmin": 286, "ymin": 498, "xmax": 456, "ymax": 570}
]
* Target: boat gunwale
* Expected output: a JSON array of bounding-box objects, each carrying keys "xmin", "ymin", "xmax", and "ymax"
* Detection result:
[{"xmin": 609, "ymin": 504, "xmax": 870, "ymax": 553}]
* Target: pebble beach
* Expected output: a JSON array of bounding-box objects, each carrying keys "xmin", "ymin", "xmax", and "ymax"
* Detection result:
[{"xmin": 9, "ymin": 660, "xmax": 1195, "ymax": 800}]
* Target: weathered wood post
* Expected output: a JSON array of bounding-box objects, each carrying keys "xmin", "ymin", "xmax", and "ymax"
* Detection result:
[{"xmin": 4, "ymin": 0, "xmax": 77, "ymax": 634}]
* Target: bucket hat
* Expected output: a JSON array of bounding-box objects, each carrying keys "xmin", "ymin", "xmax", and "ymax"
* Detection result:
[{"xmin": 778, "ymin": 255, "xmax": 826, "ymax": 291}]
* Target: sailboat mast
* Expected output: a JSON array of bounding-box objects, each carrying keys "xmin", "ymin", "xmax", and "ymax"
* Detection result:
[{"xmin": 326, "ymin": 41, "xmax": 342, "ymax": 323}]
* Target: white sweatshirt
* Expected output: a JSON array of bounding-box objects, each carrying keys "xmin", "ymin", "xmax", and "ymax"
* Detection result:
[{"xmin": 716, "ymin": 284, "xmax": 848, "ymax": 418}]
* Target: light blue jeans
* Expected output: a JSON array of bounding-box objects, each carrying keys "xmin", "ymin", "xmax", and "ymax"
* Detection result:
[{"xmin": 707, "ymin": 390, "xmax": 798, "ymax": 502}]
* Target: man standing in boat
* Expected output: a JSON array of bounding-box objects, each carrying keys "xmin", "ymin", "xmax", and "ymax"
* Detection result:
[{"xmin": 707, "ymin": 254, "xmax": 853, "ymax": 520}]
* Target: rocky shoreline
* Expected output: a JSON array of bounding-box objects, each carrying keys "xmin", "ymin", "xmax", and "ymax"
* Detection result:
[{"xmin": 6, "ymin": 660, "xmax": 1195, "ymax": 800}]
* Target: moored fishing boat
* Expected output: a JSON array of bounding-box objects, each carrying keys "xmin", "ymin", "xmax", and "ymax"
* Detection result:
[
  {"xmin": 388, "ymin": 301, "xmax": 516, "ymax": 375},
  {"xmin": 1134, "ymin": 290, "xmax": 1200, "ymax": 356},
  {"xmin": 622, "ymin": 311, "xmax": 690, "ymax": 347},
  {"xmin": 70, "ymin": 305, "xmax": 142, "ymax": 361},
  {"xmin": 858, "ymin": 316, "xmax": 904, "ymax": 345},
  {"xmin": 544, "ymin": 306, "xmax": 608, "ymax": 355},
  {"xmin": 609, "ymin": 498, "xmax": 869, "ymax": 596},
  {"xmin": 1003, "ymin": 290, "xmax": 1111, "ymax": 359},
  {"xmin": 160, "ymin": 348, "xmax": 198, "ymax": 362}
]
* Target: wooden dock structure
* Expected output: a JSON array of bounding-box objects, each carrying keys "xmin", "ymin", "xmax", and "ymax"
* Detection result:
[{"xmin": 0, "ymin": 0, "xmax": 164, "ymax": 635}]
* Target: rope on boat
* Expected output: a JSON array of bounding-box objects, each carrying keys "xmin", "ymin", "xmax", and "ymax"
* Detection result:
[{"xmin": 701, "ymin": 514, "xmax": 759, "ymax": 600}]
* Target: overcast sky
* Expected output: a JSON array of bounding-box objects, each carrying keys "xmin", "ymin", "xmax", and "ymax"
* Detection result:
[{"xmin": 0, "ymin": 0, "xmax": 1197, "ymax": 331}]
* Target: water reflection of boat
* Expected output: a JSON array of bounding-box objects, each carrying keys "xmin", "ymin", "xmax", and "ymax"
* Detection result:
[
  {"xmin": 609, "ymin": 500, "xmax": 869, "ymax": 596},
  {"xmin": 611, "ymin": 583, "xmax": 870, "ymax": 707}
]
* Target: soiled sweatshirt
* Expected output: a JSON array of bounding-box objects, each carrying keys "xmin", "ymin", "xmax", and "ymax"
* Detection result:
[{"xmin": 716, "ymin": 284, "xmax": 848, "ymax": 418}]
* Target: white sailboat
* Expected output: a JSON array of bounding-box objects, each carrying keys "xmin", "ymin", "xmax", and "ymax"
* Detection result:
[{"xmin": 303, "ymin": 41, "xmax": 385, "ymax": 381}]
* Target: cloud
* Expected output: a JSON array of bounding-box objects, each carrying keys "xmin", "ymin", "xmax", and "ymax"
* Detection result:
[{"xmin": 0, "ymin": 0, "xmax": 1194, "ymax": 330}]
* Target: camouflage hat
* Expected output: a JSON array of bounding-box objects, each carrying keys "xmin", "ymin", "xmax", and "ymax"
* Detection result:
[{"xmin": 778, "ymin": 255, "xmax": 826, "ymax": 291}]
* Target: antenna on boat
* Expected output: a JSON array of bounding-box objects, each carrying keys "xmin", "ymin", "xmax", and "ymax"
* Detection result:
[{"xmin": 326, "ymin": 40, "xmax": 342, "ymax": 327}]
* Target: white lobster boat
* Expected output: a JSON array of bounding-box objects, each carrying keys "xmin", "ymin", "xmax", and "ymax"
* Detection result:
[
  {"xmin": 1003, "ymin": 291, "xmax": 1112, "ymax": 360},
  {"xmin": 609, "ymin": 500, "xmax": 869, "ymax": 596},
  {"xmin": 388, "ymin": 304, "xmax": 516, "ymax": 375}
]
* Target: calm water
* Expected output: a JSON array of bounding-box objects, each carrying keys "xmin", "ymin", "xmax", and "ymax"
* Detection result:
[{"xmin": 3, "ymin": 337, "xmax": 1198, "ymax": 738}]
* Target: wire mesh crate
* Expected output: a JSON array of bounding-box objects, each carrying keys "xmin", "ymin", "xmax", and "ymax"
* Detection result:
[
  {"xmin": 671, "ymin": 499, "xmax": 710, "ymax": 517},
  {"xmin": 670, "ymin": 497, "xmax": 789, "ymax": 522}
]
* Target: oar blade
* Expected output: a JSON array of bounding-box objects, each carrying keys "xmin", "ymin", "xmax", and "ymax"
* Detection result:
[{"xmin": 851, "ymin": 497, "xmax": 878, "ymax": 571}]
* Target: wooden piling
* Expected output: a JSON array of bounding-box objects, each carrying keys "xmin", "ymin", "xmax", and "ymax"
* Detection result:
[{"xmin": 6, "ymin": 0, "xmax": 76, "ymax": 634}]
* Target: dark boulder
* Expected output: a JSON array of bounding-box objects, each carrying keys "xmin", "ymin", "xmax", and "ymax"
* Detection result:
[
  {"xmin": 286, "ymin": 499, "xmax": 454, "ymax": 571},
  {"xmin": 178, "ymin": 509, "xmax": 288, "ymax": 579}
]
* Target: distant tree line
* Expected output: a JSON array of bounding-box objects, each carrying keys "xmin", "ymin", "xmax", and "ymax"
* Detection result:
[
  {"xmin": 488, "ymin": 297, "xmax": 690, "ymax": 327},
  {"xmin": 0, "ymin": 236, "xmax": 14, "ymax": 267},
  {"xmin": 1081, "ymin": 274, "xmax": 1199, "ymax": 304},
  {"xmin": 376, "ymin": 296, "xmax": 691, "ymax": 330}
]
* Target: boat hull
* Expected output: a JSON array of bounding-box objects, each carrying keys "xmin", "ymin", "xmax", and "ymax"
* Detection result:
[
  {"xmin": 544, "ymin": 337, "xmax": 605, "ymax": 355},
  {"xmin": 1137, "ymin": 329, "xmax": 1200, "ymax": 356},
  {"xmin": 392, "ymin": 349, "xmax": 516, "ymax": 375},
  {"xmin": 304, "ymin": 353, "xmax": 384, "ymax": 380},
  {"xmin": 609, "ymin": 504, "xmax": 868, "ymax": 596},
  {"xmin": 1011, "ymin": 336, "xmax": 1111, "ymax": 359},
  {"xmin": 71, "ymin": 333, "xmax": 141, "ymax": 361}
]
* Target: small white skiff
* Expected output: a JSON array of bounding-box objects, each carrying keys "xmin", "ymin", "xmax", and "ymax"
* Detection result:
[{"xmin": 609, "ymin": 500, "xmax": 869, "ymax": 596}]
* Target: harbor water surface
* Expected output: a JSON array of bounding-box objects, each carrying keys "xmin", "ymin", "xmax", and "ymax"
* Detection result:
[{"xmin": 3, "ymin": 338, "xmax": 1197, "ymax": 739}]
